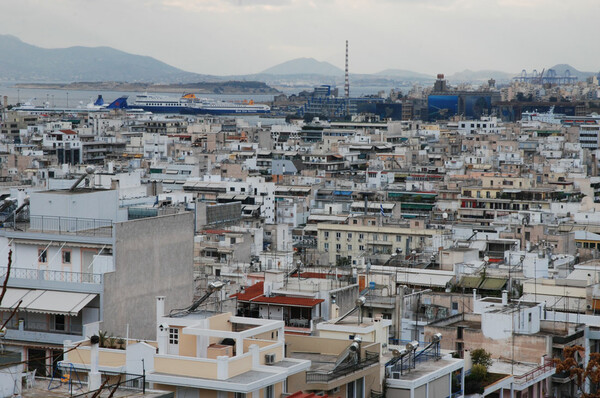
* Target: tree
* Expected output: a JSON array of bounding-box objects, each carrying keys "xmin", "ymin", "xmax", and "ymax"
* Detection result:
[
  {"xmin": 555, "ymin": 345, "xmax": 600, "ymax": 398},
  {"xmin": 336, "ymin": 257, "xmax": 351, "ymax": 267},
  {"xmin": 471, "ymin": 348, "xmax": 493, "ymax": 369}
]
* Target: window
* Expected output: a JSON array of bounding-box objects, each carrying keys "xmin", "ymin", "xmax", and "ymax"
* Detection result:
[
  {"xmin": 359, "ymin": 245, "xmax": 364, "ymax": 251},
  {"xmin": 234, "ymin": 394, "xmax": 246, "ymax": 398},
  {"xmin": 347, "ymin": 245, "xmax": 352, "ymax": 251},
  {"xmin": 396, "ymin": 235, "xmax": 401, "ymax": 242},
  {"xmin": 336, "ymin": 244, "xmax": 341, "ymax": 250},
  {"xmin": 373, "ymin": 234, "xmax": 378, "ymax": 241},
  {"xmin": 62, "ymin": 250, "xmax": 71, "ymax": 264},
  {"xmin": 383, "ymin": 235, "xmax": 388, "ymax": 242},
  {"xmin": 528, "ymin": 313, "xmax": 532, "ymax": 322},
  {"xmin": 169, "ymin": 328, "xmax": 179, "ymax": 345},
  {"xmin": 347, "ymin": 233, "xmax": 353, "ymax": 239},
  {"xmin": 336, "ymin": 232, "xmax": 341, "ymax": 239},
  {"xmin": 266, "ymin": 385, "xmax": 274, "ymax": 398},
  {"xmin": 54, "ymin": 314, "xmax": 65, "ymax": 331},
  {"xmin": 38, "ymin": 249, "xmax": 48, "ymax": 263},
  {"xmin": 324, "ymin": 231, "xmax": 329, "ymax": 239},
  {"xmin": 452, "ymin": 302, "xmax": 459, "ymax": 310},
  {"xmin": 359, "ymin": 233, "xmax": 364, "ymax": 240},
  {"xmin": 324, "ymin": 243, "xmax": 329, "ymax": 250}
]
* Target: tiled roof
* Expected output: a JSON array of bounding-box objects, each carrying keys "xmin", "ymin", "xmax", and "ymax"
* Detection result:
[
  {"xmin": 249, "ymin": 296, "xmax": 324, "ymax": 308},
  {"xmin": 230, "ymin": 281, "xmax": 264, "ymax": 301}
]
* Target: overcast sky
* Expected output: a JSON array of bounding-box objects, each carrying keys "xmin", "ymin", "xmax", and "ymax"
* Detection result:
[{"xmin": 1, "ymin": 0, "xmax": 598, "ymax": 76}]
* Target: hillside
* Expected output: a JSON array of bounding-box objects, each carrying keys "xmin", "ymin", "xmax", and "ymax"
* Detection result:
[
  {"xmin": 0, "ymin": 34, "xmax": 216, "ymax": 83},
  {"xmin": 374, "ymin": 69, "xmax": 432, "ymax": 80},
  {"xmin": 448, "ymin": 69, "xmax": 516, "ymax": 83},
  {"xmin": 261, "ymin": 58, "xmax": 343, "ymax": 76}
]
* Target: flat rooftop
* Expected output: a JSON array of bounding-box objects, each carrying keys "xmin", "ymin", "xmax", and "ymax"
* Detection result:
[{"xmin": 289, "ymin": 352, "xmax": 338, "ymax": 372}]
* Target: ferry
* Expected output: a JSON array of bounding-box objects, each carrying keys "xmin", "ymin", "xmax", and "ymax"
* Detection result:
[
  {"xmin": 132, "ymin": 93, "xmax": 270, "ymax": 115},
  {"xmin": 131, "ymin": 93, "xmax": 189, "ymax": 113}
]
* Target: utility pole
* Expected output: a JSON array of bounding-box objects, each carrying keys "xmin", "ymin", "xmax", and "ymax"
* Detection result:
[{"xmin": 344, "ymin": 40, "xmax": 350, "ymax": 117}]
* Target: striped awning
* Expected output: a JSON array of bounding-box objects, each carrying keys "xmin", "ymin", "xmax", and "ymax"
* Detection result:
[{"xmin": 0, "ymin": 288, "xmax": 97, "ymax": 316}]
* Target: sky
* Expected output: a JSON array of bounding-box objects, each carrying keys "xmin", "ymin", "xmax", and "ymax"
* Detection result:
[{"xmin": 1, "ymin": 0, "xmax": 598, "ymax": 76}]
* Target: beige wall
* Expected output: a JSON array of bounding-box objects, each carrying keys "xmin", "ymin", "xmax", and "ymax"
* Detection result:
[
  {"xmin": 425, "ymin": 325, "xmax": 550, "ymax": 363},
  {"xmin": 228, "ymin": 354, "xmax": 253, "ymax": 378},
  {"xmin": 68, "ymin": 347, "xmax": 126, "ymax": 368},
  {"xmin": 154, "ymin": 356, "xmax": 218, "ymax": 379},
  {"xmin": 179, "ymin": 329, "xmax": 197, "ymax": 357},
  {"xmin": 286, "ymin": 334, "xmax": 351, "ymax": 356}
]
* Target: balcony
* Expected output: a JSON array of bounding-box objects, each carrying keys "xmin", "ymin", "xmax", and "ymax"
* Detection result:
[
  {"xmin": 4, "ymin": 317, "xmax": 84, "ymax": 345},
  {"xmin": 1, "ymin": 266, "xmax": 103, "ymax": 284},
  {"xmin": 3, "ymin": 215, "xmax": 114, "ymax": 245},
  {"xmin": 305, "ymin": 351, "xmax": 379, "ymax": 383}
]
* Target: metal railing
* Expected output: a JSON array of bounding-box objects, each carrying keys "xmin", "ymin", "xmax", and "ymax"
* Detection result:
[
  {"xmin": 514, "ymin": 359, "xmax": 555, "ymax": 385},
  {"xmin": 9, "ymin": 215, "xmax": 113, "ymax": 237},
  {"xmin": 71, "ymin": 373, "xmax": 146, "ymax": 397},
  {"xmin": 0, "ymin": 266, "xmax": 103, "ymax": 284},
  {"xmin": 306, "ymin": 351, "xmax": 379, "ymax": 383},
  {"xmin": 5, "ymin": 318, "xmax": 83, "ymax": 335}
]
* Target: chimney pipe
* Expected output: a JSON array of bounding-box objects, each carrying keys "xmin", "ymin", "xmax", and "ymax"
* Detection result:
[{"xmin": 502, "ymin": 290, "xmax": 508, "ymax": 306}]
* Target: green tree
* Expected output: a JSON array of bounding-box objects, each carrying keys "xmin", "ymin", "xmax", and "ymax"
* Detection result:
[{"xmin": 471, "ymin": 348, "xmax": 493, "ymax": 368}]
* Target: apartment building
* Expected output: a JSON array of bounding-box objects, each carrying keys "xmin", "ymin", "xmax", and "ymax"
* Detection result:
[
  {"xmin": 62, "ymin": 299, "xmax": 311, "ymax": 398},
  {"xmin": 0, "ymin": 185, "xmax": 194, "ymax": 376},
  {"xmin": 317, "ymin": 217, "xmax": 447, "ymax": 266}
]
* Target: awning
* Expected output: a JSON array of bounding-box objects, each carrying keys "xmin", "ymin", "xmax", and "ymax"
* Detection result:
[
  {"xmin": 0, "ymin": 288, "xmax": 97, "ymax": 316},
  {"xmin": 458, "ymin": 276, "xmax": 507, "ymax": 291},
  {"xmin": 478, "ymin": 277, "xmax": 508, "ymax": 291},
  {"xmin": 459, "ymin": 276, "xmax": 483, "ymax": 289},
  {"xmin": 395, "ymin": 272, "xmax": 454, "ymax": 288}
]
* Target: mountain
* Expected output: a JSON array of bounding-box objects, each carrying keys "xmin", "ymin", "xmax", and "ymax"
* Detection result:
[
  {"xmin": 0, "ymin": 34, "xmax": 218, "ymax": 83},
  {"xmin": 546, "ymin": 64, "xmax": 596, "ymax": 81},
  {"xmin": 447, "ymin": 69, "xmax": 516, "ymax": 83},
  {"xmin": 374, "ymin": 69, "xmax": 432, "ymax": 80},
  {"xmin": 260, "ymin": 58, "xmax": 343, "ymax": 76}
]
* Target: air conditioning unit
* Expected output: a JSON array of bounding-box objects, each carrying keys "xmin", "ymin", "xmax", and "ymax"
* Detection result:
[
  {"xmin": 329, "ymin": 387, "xmax": 340, "ymax": 394},
  {"xmin": 265, "ymin": 353, "xmax": 276, "ymax": 364}
]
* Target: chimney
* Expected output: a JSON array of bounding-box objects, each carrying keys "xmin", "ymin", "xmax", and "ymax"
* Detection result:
[
  {"xmin": 3, "ymin": 96, "xmax": 7, "ymax": 108},
  {"xmin": 156, "ymin": 296, "xmax": 165, "ymax": 322},
  {"xmin": 472, "ymin": 288, "xmax": 477, "ymax": 303},
  {"xmin": 502, "ymin": 290, "xmax": 508, "ymax": 306}
]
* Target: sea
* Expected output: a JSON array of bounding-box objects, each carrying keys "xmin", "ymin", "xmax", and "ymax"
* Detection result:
[{"xmin": 0, "ymin": 84, "xmax": 276, "ymax": 108}]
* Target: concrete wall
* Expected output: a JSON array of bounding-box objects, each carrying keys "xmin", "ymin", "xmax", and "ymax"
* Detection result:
[
  {"xmin": 30, "ymin": 189, "xmax": 123, "ymax": 221},
  {"xmin": 425, "ymin": 324, "xmax": 550, "ymax": 363},
  {"xmin": 102, "ymin": 212, "xmax": 194, "ymax": 340}
]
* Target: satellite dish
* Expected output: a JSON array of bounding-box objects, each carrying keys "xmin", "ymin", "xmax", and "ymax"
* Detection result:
[
  {"xmin": 442, "ymin": 212, "xmax": 448, "ymax": 220},
  {"xmin": 484, "ymin": 256, "xmax": 490, "ymax": 263}
]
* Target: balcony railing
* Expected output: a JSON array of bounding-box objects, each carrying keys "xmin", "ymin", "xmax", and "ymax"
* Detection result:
[
  {"xmin": 514, "ymin": 358, "xmax": 555, "ymax": 385},
  {"xmin": 5, "ymin": 318, "xmax": 83, "ymax": 335},
  {"xmin": 8, "ymin": 215, "xmax": 113, "ymax": 237},
  {"xmin": 306, "ymin": 351, "xmax": 379, "ymax": 383},
  {"xmin": 0, "ymin": 266, "xmax": 103, "ymax": 284}
]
